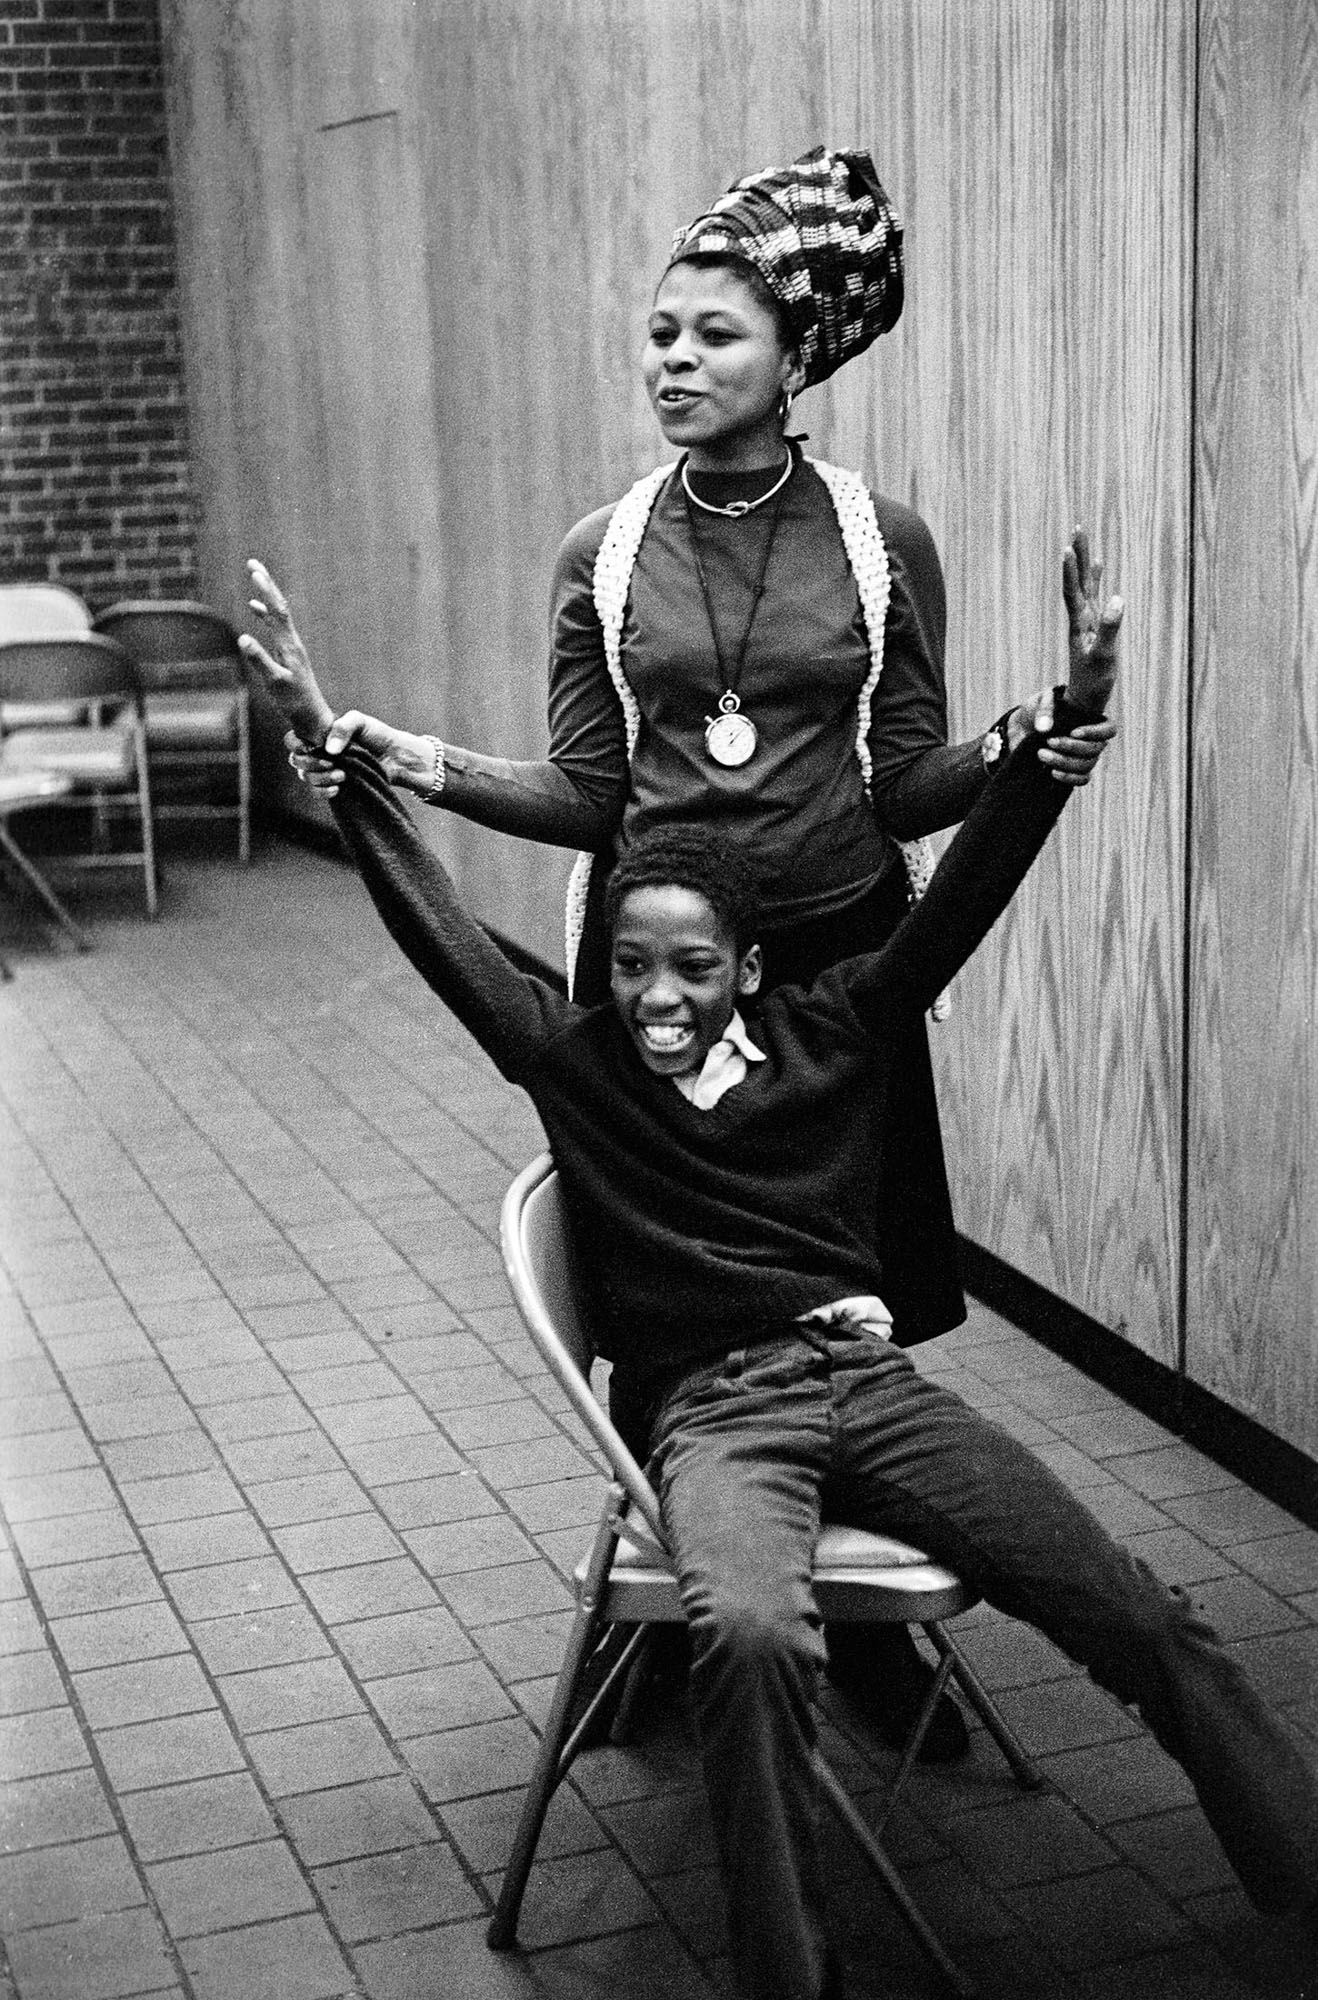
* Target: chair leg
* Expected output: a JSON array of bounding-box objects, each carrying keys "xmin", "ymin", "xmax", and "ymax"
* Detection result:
[
  {"xmin": 135, "ymin": 727, "xmax": 159, "ymax": 916},
  {"xmin": 0, "ymin": 824, "xmax": 91, "ymax": 951},
  {"xmin": 813, "ymin": 1752, "xmax": 979, "ymax": 1999},
  {"xmin": 487, "ymin": 1507, "xmax": 621, "ymax": 1951},
  {"xmin": 237, "ymin": 691, "xmax": 252, "ymax": 862},
  {"xmin": 929, "ymin": 1626, "xmax": 1045, "ymax": 1791}
]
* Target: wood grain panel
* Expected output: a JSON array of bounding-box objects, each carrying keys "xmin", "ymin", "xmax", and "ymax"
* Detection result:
[
  {"xmin": 162, "ymin": 0, "xmax": 1193, "ymax": 1373},
  {"xmin": 1187, "ymin": 0, "xmax": 1318, "ymax": 1453}
]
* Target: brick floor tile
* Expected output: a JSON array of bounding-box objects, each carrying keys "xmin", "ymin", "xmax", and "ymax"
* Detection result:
[
  {"xmin": 0, "ymin": 1466, "xmax": 117, "ymax": 1522},
  {"xmin": 365, "ymin": 1658, "xmax": 515, "ymax": 1740},
  {"xmin": 474, "ymin": 1612, "xmax": 572, "ymax": 1685},
  {"xmin": 400, "ymin": 1513, "xmax": 535, "ymax": 1576},
  {"xmin": 99, "ymin": 1433, "xmax": 220, "ymax": 1483},
  {"xmin": 189, "ymin": 1603, "xmax": 330, "ymax": 1675},
  {"xmin": 271, "ymin": 1513, "xmax": 404, "ymax": 1574},
  {"xmin": 600, "ymin": 1788, "xmax": 718, "ymax": 1877},
  {"xmin": 263, "ymin": 1331, "xmax": 377, "ymax": 1376},
  {"xmin": 311, "ymin": 1397, "xmax": 438, "ymax": 1449},
  {"xmin": 49, "ymin": 1601, "xmax": 188, "ymax": 1672},
  {"xmin": 0, "ymin": 1431, "xmax": 98, "ymax": 1486},
  {"xmin": 1230, "ymin": 1528, "xmax": 1318, "ymax": 1596},
  {"xmin": 0, "ymin": 1648, "xmax": 66, "ymax": 1715},
  {"xmin": 165, "ymin": 1555, "xmax": 300, "ymax": 1622},
  {"xmin": 442, "ymin": 1784, "xmax": 608, "ymax": 1875},
  {"xmin": 1224, "ymin": 1624, "xmax": 1318, "ymax": 1706},
  {"xmin": 503, "ymin": 1475, "xmax": 604, "ymax": 1534},
  {"xmin": 1051, "ymin": 1407, "xmax": 1177, "ymax": 1458},
  {"xmin": 95, "ymin": 1710, "xmax": 244, "ymax": 1793},
  {"xmin": 1120, "ymin": 1525, "xmax": 1236, "ymax": 1587},
  {"xmin": 0, "ymin": 1832, "xmax": 144, "ymax": 1932},
  {"xmin": 312, "ymin": 1840, "xmax": 482, "ymax": 1941},
  {"xmin": 289, "ymin": 1362, "xmax": 401, "ymax": 1409},
  {"xmin": 940, "ymin": 1791, "xmax": 1118, "ymax": 1886},
  {"xmin": 1070, "ymin": 1943, "xmax": 1255, "ymax": 1999},
  {"xmin": 117, "ymin": 1469, "xmax": 245, "ymax": 1528},
  {"xmin": 0, "ymin": 1549, "xmax": 22, "ymax": 1601},
  {"xmin": 80, "ymin": 1395, "xmax": 195, "ymax": 1443},
  {"xmin": 32, "ymin": 1553, "xmax": 163, "ymax": 1621},
  {"xmin": 170, "ymin": 1358, "xmax": 287, "ymax": 1405},
  {"xmin": 408, "ymin": 1362, "xmax": 525, "ymax": 1414},
  {"xmin": 218, "ymin": 1656, "xmax": 364, "ymax": 1733},
  {"xmin": 388, "ymin": 1332, "xmax": 498, "ymax": 1382},
  {"xmin": 0, "ymin": 1768, "xmax": 115, "ymax": 1851},
  {"xmin": 179, "ymin": 1911, "xmax": 352, "ymax": 2000},
  {"xmin": 138, "ymin": 1513, "xmax": 273, "ymax": 1572},
  {"xmin": 62, "ymin": 1361, "xmax": 172, "ymax": 1404},
  {"xmin": 246, "ymin": 1713, "xmax": 401, "ymax": 1797},
  {"xmin": 0, "ymin": 1597, "xmax": 45, "ymax": 1656},
  {"xmin": 371, "ymin": 1475, "xmax": 499, "ymax": 1538},
  {"xmin": 118, "ymin": 1772, "xmax": 277, "ymax": 1863},
  {"xmin": 1004, "ymin": 1371, "xmax": 1124, "ymax": 1420},
  {"xmin": 278, "ymin": 1776, "xmax": 441, "ymax": 1867},
  {"xmin": 438, "ymin": 1559, "xmax": 574, "ymax": 1628},
  {"xmin": 971, "ymin": 1402, "xmax": 1057, "ymax": 1448},
  {"xmin": 1101, "ymin": 1802, "xmax": 1236, "ymax": 1899},
  {"xmin": 1040, "ymin": 1733, "xmax": 1198, "ymax": 1824},
  {"xmin": 197, "ymin": 1394, "xmax": 316, "ymax": 1444},
  {"xmin": 1016, "ymin": 1440, "xmax": 1116, "ymax": 1494},
  {"xmin": 245, "ymin": 1470, "xmax": 371, "ymax": 1529},
  {"xmin": 1160, "ymin": 1484, "xmax": 1305, "ymax": 1548},
  {"xmin": 352, "ymin": 1300, "xmax": 463, "ymax": 1343},
  {"xmin": 408, "ymin": 1715, "xmax": 540, "ymax": 1803},
  {"xmin": 989, "ymin": 1679, "xmax": 1142, "ymax": 1759},
  {"xmin": 333, "ymin": 1605, "xmax": 473, "ymax": 1680},
  {"xmin": 439, "ymin": 1398, "xmax": 558, "ymax": 1452},
  {"xmin": 1003, "ymin": 1865, "xmax": 1191, "ymax": 1969},
  {"xmin": 147, "ymin": 1839, "xmax": 315, "ymax": 1937},
  {"xmin": 0, "ymin": 1392, "xmax": 78, "ymax": 1438},
  {"xmin": 300, "ymin": 1559, "xmax": 438, "ymax": 1626},
  {"xmin": 72, "ymin": 1654, "xmax": 215, "ymax": 1730},
  {"xmin": 215, "ymin": 1430, "xmax": 346, "ymax": 1485},
  {"xmin": 337, "ymin": 1431, "xmax": 467, "ymax": 1487},
  {"xmin": 6, "ymin": 1906, "xmax": 175, "ymax": 2000},
  {"xmin": 1111, "ymin": 1443, "xmax": 1240, "ymax": 1503},
  {"xmin": 489, "ymin": 1842, "xmax": 665, "ymax": 1950},
  {"xmin": 530, "ymin": 1525, "xmax": 592, "ymax": 1577},
  {"xmin": 1189, "ymin": 1571, "xmax": 1304, "ymax": 1639},
  {"xmin": 0, "ymin": 1705, "xmax": 91, "ymax": 1779},
  {"xmin": 1065, "ymin": 1481, "xmax": 1171, "ymax": 1540}
]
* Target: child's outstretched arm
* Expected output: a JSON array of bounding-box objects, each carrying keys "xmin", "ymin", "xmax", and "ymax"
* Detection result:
[
  {"xmin": 238, "ymin": 563, "xmax": 572, "ymax": 1077},
  {"xmin": 844, "ymin": 528, "xmax": 1122, "ymax": 1021}
]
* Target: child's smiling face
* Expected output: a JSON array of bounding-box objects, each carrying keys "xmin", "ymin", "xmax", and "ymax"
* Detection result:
[{"xmin": 610, "ymin": 883, "xmax": 761, "ymax": 1079}]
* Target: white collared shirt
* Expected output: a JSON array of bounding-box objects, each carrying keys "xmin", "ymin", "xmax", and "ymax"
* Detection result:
[
  {"xmin": 671, "ymin": 1008, "xmax": 767, "ymax": 1110},
  {"xmin": 670, "ymin": 1010, "xmax": 892, "ymax": 1341}
]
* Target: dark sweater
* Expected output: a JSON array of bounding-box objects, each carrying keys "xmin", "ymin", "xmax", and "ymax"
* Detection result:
[{"xmin": 329, "ymin": 702, "xmax": 1090, "ymax": 1386}]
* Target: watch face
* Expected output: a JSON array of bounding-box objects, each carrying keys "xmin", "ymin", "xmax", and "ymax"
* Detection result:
[{"xmin": 705, "ymin": 711, "xmax": 758, "ymax": 767}]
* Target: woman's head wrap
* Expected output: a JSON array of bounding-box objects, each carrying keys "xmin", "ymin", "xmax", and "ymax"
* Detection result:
[{"xmin": 667, "ymin": 146, "xmax": 903, "ymax": 389}]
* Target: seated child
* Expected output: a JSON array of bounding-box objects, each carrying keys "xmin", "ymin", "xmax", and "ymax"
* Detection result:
[{"xmin": 240, "ymin": 544, "xmax": 1317, "ymax": 2000}]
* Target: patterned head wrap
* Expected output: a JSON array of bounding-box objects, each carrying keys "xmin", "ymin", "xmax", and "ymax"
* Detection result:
[{"xmin": 667, "ymin": 146, "xmax": 904, "ymax": 389}]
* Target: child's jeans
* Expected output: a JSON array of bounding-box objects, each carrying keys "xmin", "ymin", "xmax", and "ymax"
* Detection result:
[{"xmin": 649, "ymin": 1326, "xmax": 1318, "ymax": 2000}]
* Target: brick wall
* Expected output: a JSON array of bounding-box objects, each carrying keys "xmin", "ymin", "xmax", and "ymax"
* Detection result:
[{"xmin": 1, "ymin": 0, "xmax": 197, "ymax": 609}]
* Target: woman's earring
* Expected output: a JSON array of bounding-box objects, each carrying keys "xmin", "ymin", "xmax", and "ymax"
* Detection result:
[{"xmin": 778, "ymin": 387, "xmax": 795, "ymax": 427}]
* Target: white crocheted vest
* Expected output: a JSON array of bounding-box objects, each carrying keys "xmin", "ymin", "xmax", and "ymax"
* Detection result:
[{"xmin": 566, "ymin": 456, "xmax": 946, "ymax": 1017}]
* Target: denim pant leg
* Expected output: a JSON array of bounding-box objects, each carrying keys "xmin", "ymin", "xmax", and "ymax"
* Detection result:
[
  {"xmin": 651, "ymin": 1342, "xmax": 835, "ymax": 2000},
  {"xmin": 826, "ymin": 1343, "xmax": 1318, "ymax": 1915}
]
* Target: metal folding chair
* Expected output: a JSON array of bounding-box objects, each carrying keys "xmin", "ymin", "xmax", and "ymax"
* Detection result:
[
  {"xmin": 486, "ymin": 1152, "xmax": 1043, "ymax": 1997},
  {"xmin": 93, "ymin": 601, "xmax": 252, "ymax": 861},
  {"xmin": 0, "ymin": 636, "xmax": 159, "ymax": 918}
]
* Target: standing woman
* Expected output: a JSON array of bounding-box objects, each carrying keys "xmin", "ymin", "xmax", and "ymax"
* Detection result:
[{"xmin": 286, "ymin": 147, "xmax": 1112, "ymax": 1744}]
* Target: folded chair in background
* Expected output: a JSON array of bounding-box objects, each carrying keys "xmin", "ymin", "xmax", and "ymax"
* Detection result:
[
  {"xmin": 0, "ymin": 582, "xmax": 93, "ymax": 730},
  {"xmin": 93, "ymin": 601, "xmax": 251, "ymax": 862},
  {"xmin": 487, "ymin": 1152, "xmax": 1043, "ymax": 1998},
  {"xmin": 0, "ymin": 636, "xmax": 158, "ymax": 919}
]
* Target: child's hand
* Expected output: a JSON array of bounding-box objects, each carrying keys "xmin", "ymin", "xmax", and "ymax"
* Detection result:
[
  {"xmin": 238, "ymin": 560, "xmax": 336, "ymax": 747},
  {"xmin": 1062, "ymin": 527, "xmax": 1122, "ymax": 717}
]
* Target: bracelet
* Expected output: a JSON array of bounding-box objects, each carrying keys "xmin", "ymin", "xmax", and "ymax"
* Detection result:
[
  {"xmin": 423, "ymin": 736, "xmax": 446, "ymax": 803},
  {"xmin": 981, "ymin": 707, "xmax": 1017, "ymax": 771}
]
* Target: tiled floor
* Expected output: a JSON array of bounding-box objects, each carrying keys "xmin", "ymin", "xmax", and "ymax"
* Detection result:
[{"xmin": 1, "ymin": 844, "xmax": 1316, "ymax": 2000}]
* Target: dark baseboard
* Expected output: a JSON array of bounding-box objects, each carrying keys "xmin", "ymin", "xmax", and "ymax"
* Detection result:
[{"xmin": 959, "ymin": 1236, "xmax": 1318, "ymax": 1531}]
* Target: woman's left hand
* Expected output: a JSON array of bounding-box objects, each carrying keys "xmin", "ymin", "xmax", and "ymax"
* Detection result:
[{"xmin": 1014, "ymin": 691, "xmax": 1117, "ymax": 786}]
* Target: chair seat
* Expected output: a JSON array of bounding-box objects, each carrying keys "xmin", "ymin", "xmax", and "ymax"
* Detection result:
[
  {"xmin": 144, "ymin": 691, "xmax": 240, "ymax": 748},
  {"xmin": 1, "ymin": 722, "xmax": 137, "ymax": 786},
  {"xmin": 589, "ymin": 1523, "xmax": 969, "ymax": 1624},
  {"xmin": 0, "ymin": 769, "xmax": 75, "ymax": 810},
  {"xmin": 0, "ymin": 701, "xmax": 88, "ymax": 730}
]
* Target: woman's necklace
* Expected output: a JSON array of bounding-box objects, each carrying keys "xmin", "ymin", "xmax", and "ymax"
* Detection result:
[
  {"xmin": 680, "ymin": 449, "xmax": 794, "ymax": 518},
  {"xmin": 681, "ymin": 454, "xmax": 792, "ymax": 767}
]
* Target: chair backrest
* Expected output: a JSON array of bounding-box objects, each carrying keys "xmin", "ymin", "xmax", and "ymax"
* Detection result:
[
  {"xmin": 0, "ymin": 583, "xmax": 92, "ymax": 642},
  {"xmin": 501, "ymin": 1153, "xmax": 665, "ymax": 1543},
  {"xmin": 93, "ymin": 602, "xmax": 242, "ymax": 689},
  {"xmin": 0, "ymin": 635, "xmax": 142, "ymax": 708}
]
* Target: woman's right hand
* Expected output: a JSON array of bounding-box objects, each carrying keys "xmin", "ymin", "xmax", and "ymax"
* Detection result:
[{"xmin": 284, "ymin": 711, "xmax": 397, "ymax": 799}]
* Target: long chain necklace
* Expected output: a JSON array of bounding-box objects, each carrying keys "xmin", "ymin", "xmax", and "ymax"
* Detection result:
[{"xmin": 681, "ymin": 454, "xmax": 792, "ymax": 767}]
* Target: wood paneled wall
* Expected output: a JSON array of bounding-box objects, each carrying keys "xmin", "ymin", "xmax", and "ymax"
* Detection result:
[
  {"xmin": 1187, "ymin": 0, "xmax": 1318, "ymax": 1452},
  {"xmin": 159, "ymin": 0, "xmax": 1318, "ymax": 1458}
]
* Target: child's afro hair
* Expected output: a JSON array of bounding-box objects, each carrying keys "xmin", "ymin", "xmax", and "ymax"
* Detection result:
[{"xmin": 605, "ymin": 829, "xmax": 763, "ymax": 955}]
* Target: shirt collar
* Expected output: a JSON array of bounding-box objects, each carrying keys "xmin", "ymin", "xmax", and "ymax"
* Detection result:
[{"xmin": 672, "ymin": 1008, "xmax": 766, "ymax": 1111}]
